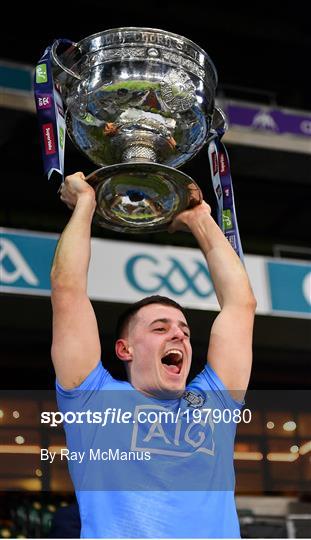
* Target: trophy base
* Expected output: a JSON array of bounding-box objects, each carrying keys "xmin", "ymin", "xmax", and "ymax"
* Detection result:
[{"xmin": 86, "ymin": 162, "xmax": 202, "ymax": 233}]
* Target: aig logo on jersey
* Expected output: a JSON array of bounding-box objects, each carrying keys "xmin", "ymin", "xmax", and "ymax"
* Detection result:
[{"xmin": 131, "ymin": 404, "xmax": 215, "ymax": 457}]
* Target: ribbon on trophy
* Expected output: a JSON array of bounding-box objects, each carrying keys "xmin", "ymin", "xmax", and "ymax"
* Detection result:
[
  {"xmin": 34, "ymin": 40, "xmax": 73, "ymax": 180},
  {"xmin": 207, "ymin": 123, "xmax": 244, "ymax": 261}
]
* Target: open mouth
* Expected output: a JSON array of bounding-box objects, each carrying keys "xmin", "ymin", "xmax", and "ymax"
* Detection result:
[{"xmin": 161, "ymin": 349, "xmax": 183, "ymax": 375}]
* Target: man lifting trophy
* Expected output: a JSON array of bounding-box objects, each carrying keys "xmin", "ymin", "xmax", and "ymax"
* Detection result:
[{"xmin": 34, "ymin": 27, "xmax": 257, "ymax": 539}]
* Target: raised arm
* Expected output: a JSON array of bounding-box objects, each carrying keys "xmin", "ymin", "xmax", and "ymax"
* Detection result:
[
  {"xmin": 169, "ymin": 201, "xmax": 256, "ymax": 396},
  {"xmin": 50, "ymin": 172, "xmax": 101, "ymax": 389}
]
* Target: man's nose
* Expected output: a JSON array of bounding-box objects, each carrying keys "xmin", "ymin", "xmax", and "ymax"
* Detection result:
[{"xmin": 170, "ymin": 326, "xmax": 185, "ymax": 340}]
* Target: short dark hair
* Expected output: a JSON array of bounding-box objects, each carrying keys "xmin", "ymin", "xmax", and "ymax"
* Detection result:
[{"xmin": 116, "ymin": 295, "xmax": 187, "ymax": 339}]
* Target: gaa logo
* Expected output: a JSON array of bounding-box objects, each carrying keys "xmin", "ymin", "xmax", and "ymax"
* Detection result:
[
  {"xmin": 0, "ymin": 238, "xmax": 38, "ymax": 286},
  {"xmin": 126, "ymin": 254, "xmax": 214, "ymax": 298}
]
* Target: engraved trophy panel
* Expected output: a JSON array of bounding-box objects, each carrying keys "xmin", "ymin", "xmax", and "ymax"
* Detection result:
[{"xmin": 51, "ymin": 27, "xmax": 221, "ymax": 233}]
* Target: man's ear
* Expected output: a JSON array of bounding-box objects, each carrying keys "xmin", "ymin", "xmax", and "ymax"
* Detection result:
[{"xmin": 115, "ymin": 339, "xmax": 133, "ymax": 362}]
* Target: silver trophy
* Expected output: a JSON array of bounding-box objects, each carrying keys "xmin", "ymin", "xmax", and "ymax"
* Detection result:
[{"xmin": 51, "ymin": 27, "xmax": 225, "ymax": 232}]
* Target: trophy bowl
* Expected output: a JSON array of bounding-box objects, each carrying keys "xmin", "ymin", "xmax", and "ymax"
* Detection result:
[{"xmin": 51, "ymin": 27, "xmax": 219, "ymax": 232}]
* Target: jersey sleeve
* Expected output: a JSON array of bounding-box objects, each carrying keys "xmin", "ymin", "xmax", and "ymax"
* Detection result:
[
  {"xmin": 189, "ymin": 361, "xmax": 245, "ymax": 410},
  {"xmin": 55, "ymin": 360, "xmax": 109, "ymax": 413}
]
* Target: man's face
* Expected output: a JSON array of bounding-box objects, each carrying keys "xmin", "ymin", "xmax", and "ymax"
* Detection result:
[{"xmin": 118, "ymin": 303, "xmax": 192, "ymax": 399}]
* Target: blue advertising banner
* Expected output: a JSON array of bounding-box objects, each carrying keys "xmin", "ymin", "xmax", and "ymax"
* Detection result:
[
  {"xmin": 0, "ymin": 229, "xmax": 57, "ymax": 295},
  {"xmin": 1, "ymin": 227, "xmax": 310, "ymax": 319},
  {"xmin": 267, "ymin": 261, "xmax": 311, "ymax": 315}
]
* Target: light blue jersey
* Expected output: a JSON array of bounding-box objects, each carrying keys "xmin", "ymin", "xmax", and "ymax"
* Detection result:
[{"xmin": 56, "ymin": 362, "xmax": 242, "ymax": 538}]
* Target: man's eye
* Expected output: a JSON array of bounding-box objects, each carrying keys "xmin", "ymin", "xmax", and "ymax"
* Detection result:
[{"xmin": 154, "ymin": 328, "xmax": 165, "ymax": 332}]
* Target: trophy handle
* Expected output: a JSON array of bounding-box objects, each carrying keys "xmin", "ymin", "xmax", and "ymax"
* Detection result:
[
  {"xmin": 51, "ymin": 39, "xmax": 82, "ymax": 82},
  {"xmin": 205, "ymin": 107, "xmax": 228, "ymax": 145},
  {"xmin": 211, "ymin": 107, "xmax": 228, "ymax": 133}
]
